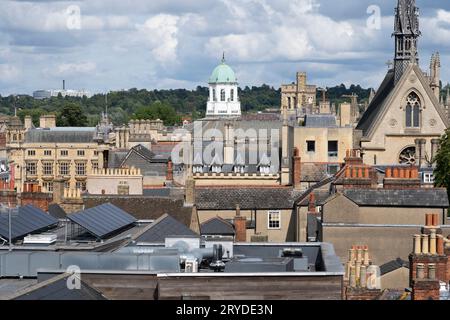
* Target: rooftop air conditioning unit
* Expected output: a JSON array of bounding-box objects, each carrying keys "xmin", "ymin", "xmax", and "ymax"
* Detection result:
[
  {"xmin": 23, "ymin": 233, "xmax": 57, "ymax": 246},
  {"xmin": 185, "ymin": 258, "xmax": 198, "ymax": 273}
]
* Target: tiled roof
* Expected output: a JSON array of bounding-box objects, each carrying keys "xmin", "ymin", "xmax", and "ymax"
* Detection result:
[
  {"xmin": 301, "ymin": 163, "xmax": 331, "ymax": 182},
  {"xmin": 134, "ymin": 214, "xmax": 198, "ymax": 243},
  {"xmin": 342, "ymin": 189, "xmax": 449, "ymax": 208},
  {"xmin": 200, "ymin": 217, "xmax": 235, "ymax": 236},
  {"xmin": 380, "ymin": 258, "xmax": 409, "ymax": 275},
  {"xmin": 195, "ymin": 187, "xmax": 303, "ymax": 210}
]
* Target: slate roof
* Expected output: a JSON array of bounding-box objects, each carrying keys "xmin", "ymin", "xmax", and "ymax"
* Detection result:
[
  {"xmin": 24, "ymin": 128, "xmax": 96, "ymax": 143},
  {"xmin": 380, "ymin": 258, "xmax": 409, "ymax": 276},
  {"xmin": 108, "ymin": 151, "xmax": 128, "ymax": 168},
  {"xmin": 11, "ymin": 273, "xmax": 106, "ymax": 300},
  {"xmin": 342, "ymin": 189, "xmax": 449, "ymax": 208},
  {"xmin": 356, "ymin": 69, "xmax": 395, "ymax": 136},
  {"xmin": 304, "ymin": 114, "xmax": 337, "ymax": 128},
  {"xmin": 200, "ymin": 217, "xmax": 235, "ymax": 236},
  {"xmin": 301, "ymin": 163, "xmax": 331, "ymax": 182},
  {"xmin": 195, "ymin": 187, "xmax": 303, "ymax": 210},
  {"xmin": 133, "ymin": 214, "xmax": 198, "ymax": 243},
  {"xmin": 48, "ymin": 204, "xmax": 67, "ymax": 219},
  {"xmin": 83, "ymin": 196, "xmax": 195, "ymax": 228}
]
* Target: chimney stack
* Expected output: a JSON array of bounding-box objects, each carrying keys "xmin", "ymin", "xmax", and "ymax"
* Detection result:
[
  {"xmin": 292, "ymin": 148, "xmax": 301, "ymax": 189},
  {"xmin": 63, "ymin": 79, "xmax": 65, "ymax": 91},
  {"xmin": 308, "ymin": 192, "xmax": 316, "ymax": 213},
  {"xmin": 233, "ymin": 204, "xmax": 247, "ymax": 242},
  {"xmin": 166, "ymin": 160, "xmax": 174, "ymax": 182}
]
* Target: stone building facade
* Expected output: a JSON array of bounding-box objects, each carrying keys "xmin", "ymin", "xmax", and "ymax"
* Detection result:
[
  {"xmin": 356, "ymin": 0, "xmax": 449, "ymax": 166},
  {"xmin": 281, "ymin": 72, "xmax": 316, "ymax": 113}
]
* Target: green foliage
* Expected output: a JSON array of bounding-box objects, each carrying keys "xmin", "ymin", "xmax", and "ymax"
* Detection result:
[
  {"xmin": 132, "ymin": 101, "xmax": 181, "ymax": 126},
  {"xmin": 434, "ymin": 128, "xmax": 450, "ymax": 200},
  {"xmin": 57, "ymin": 103, "xmax": 88, "ymax": 127},
  {"xmin": 0, "ymin": 83, "xmax": 373, "ymax": 127}
]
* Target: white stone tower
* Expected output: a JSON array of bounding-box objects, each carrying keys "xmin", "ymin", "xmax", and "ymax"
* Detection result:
[{"xmin": 206, "ymin": 55, "xmax": 241, "ymax": 117}]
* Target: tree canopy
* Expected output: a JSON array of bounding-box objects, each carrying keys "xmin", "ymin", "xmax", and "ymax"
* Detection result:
[
  {"xmin": 434, "ymin": 128, "xmax": 450, "ymax": 200},
  {"xmin": 57, "ymin": 103, "xmax": 88, "ymax": 127},
  {"xmin": 133, "ymin": 101, "xmax": 181, "ymax": 126},
  {"xmin": 0, "ymin": 84, "xmax": 372, "ymax": 127}
]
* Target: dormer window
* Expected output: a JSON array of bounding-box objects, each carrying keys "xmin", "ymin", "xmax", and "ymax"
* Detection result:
[{"xmin": 406, "ymin": 92, "xmax": 421, "ymax": 128}]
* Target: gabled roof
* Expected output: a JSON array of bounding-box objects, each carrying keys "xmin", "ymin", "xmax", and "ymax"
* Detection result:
[
  {"xmin": 380, "ymin": 258, "xmax": 409, "ymax": 276},
  {"xmin": 120, "ymin": 144, "xmax": 169, "ymax": 168},
  {"xmin": 48, "ymin": 204, "xmax": 67, "ymax": 219},
  {"xmin": 200, "ymin": 217, "xmax": 235, "ymax": 236},
  {"xmin": 133, "ymin": 214, "xmax": 198, "ymax": 243},
  {"xmin": 357, "ymin": 64, "xmax": 449, "ymax": 138},
  {"xmin": 68, "ymin": 203, "xmax": 137, "ymax": 239},
  {"xmin": 356, "ymin": 69, "xmax": 395, "ymax": 136},
  {"xmin": 0, "ymin": 205, "xmax": 58, "ymax": 240},
  {"xmin": 10, "ymin": 273, "xmax": 106, "ymax": 300},
  {"xmin": 342, "ymin": 189, "xmax": 449, "ymax": 208}
]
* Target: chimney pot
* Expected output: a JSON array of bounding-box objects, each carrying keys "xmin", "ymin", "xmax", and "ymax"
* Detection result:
[
  {"xmin": 426, "ymin": 214, "xmax": 433, "ymax": 227},
  {"xmin": 393, "ymin": 168, "xmax": 399, "ymax": 178},
  {"xmin": 360, "ymin": 265, "xmax": 367, "ymax": 288},
  {"xmin": 414, "ymin": 234, "xmax": 422, "ymax": 255},
  {"xmin": 429, "ymin": 230, "xmax": 437, "ymax": 255},
  {"xmin": 416, "ymin": 263, "xmax": 425, "ymax": 280},
  {"xmin": 349, "ymin": 265, "xmax": 357, "ymax": 288},
  {"xmin": 428, "ymin": 264, "xmax": 436, "ymax": 280},
  {"xmin": 432, "ymin": 213, "xmax": 439, "ymax": 227},
  {"xmin": 386, "ymin": 168, "xmax": 392, "ymax": 178},
  {"xmin": 421, "ymin": 235, "xmax": 429, "ymax": 255},
  {"xmin": 437, "ymin": 235, "xmax": 444, "ymax": 255}
]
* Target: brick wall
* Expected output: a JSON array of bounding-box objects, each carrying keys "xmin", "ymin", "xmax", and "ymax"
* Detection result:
[{"xmin": 412, "ymin": 280, "xmax": 440, "ymax": 300}]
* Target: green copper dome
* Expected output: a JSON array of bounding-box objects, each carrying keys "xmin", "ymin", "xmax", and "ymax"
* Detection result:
[{"xmin": 209, "ymin": 58, "xmax": 237, "ymax": 84}]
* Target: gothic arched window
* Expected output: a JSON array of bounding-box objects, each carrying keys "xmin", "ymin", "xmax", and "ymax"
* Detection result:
[
  {"xmin": 220, "ymin": 89, "xmax": 226, "ymax": 102},
  {"xmin": 405, "ymin": 92, "xmax": 421, "ymax": 128},
  {"xmin": 212, "ymin": 89, "xmax": 216, "ymax": 102}
]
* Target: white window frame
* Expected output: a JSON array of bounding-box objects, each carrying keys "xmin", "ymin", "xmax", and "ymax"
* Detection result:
[
  {"xmin": 423, "ymin": 172, "xmax": 434, "ymax": 184},
  {"xmin": 268, "ymin": 210, "xmax": 281, "ymax": 230}
]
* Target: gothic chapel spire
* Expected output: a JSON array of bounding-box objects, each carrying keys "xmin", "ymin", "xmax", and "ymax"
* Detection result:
[{"xmin": 393, "ymin": 0, "xmax": 421, "ymax": 84}]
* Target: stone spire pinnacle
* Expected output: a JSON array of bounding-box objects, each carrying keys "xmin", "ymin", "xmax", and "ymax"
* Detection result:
[{"xmin": 393, "ymin": 0, "xmax": 421, "ymax": 84}]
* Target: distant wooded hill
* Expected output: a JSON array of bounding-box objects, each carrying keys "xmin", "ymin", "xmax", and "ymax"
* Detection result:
[{"xmin": 0, "ymin": 83, "xmax": 384, "ymax": 126}]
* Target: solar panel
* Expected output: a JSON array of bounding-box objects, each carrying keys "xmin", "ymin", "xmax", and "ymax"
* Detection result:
[
  {"xmin": 0, "ymin": 205, "xmax": 58, "ymax": 240},
  {"xmin": 68, "ymin": 203, "xmax": 137, "ymax": 239}
]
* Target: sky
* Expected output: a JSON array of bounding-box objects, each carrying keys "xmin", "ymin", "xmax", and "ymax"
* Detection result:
[{"xmin": 0, "ymin": 0, "xmax": 450, "ymax": 96}]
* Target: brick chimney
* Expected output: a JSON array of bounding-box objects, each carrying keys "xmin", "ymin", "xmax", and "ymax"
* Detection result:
[
  {"xmin": 308, "ymin": 192, "xmax": 316, "ymax": 213},
  {"xmin": 166, "ymin": 160, "xmax": 174, "ymax": 182},
  {"xmin": 344, "ymin": 149, "xmax": 363, "ymax": 166},
  {"xmin": 292, "ymin": 147, "xmax": 301, "ymax": 190},
  {"xmin": 19, "ymin": 182, "xmax": 52, "ymax": 212},
  {"xmin": 233, "ymin": 204, "xmax": 247, "ymax": 242},
  {"xmin": 409, "ymin": 213, "xmax": 449, "ymax": 297},
  {"xmin": 341, "ymin": 164, "xmax": 376, "ymax": 189},
  {"xmin": 383, "ymin": 166, "xmax": 420, "ymax": 189}
]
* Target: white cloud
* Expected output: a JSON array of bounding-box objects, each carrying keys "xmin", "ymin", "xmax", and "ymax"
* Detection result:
[
  {"xmin": 0, "ymin": 64, "xmax": 20, "ymax": 82},
  {"xmin": 137, "ymin": 14, "xmax": 180, "ymax": 64},
  {"xmin": 49, "ymin": 62, "xmax": 97, "ymax": 76}
]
